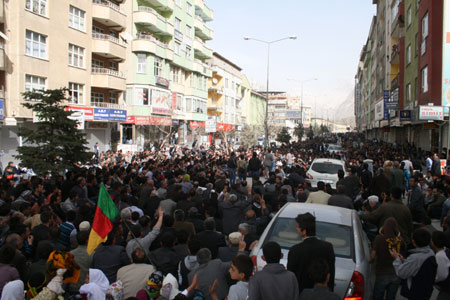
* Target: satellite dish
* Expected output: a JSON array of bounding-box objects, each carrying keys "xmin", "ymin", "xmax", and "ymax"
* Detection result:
[{"xmin": 212, "ymin": 78, "xmax": 218, "ymax": 85}]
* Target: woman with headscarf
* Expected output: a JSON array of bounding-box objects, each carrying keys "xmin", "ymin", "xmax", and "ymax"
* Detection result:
[
  {"xmin": 1, "ymin": 280, "xmax": 24, "ymax": 300},
  {"xmin": 80, "ymin": 269, "xmax": 110, "ymax": 300},
  {"xmin": 370, "ymin": 218, "xmax": 405, "ymax": 300}
]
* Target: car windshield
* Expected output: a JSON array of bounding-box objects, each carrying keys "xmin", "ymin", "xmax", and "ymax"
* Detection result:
[
  {"xmin": 264, "ymin": 217, "xmax": 353, "ymax": 259},
  {"xmin": 311, "ymin": 162, "xmax": 344, "ymax": 174},
  {"xmin": 328, "ymin": 145, "xmax": 342, "ymax": 150}
]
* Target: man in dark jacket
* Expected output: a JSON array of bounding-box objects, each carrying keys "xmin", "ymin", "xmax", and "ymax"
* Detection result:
[
  {"xmin": 248, "ymin": 241, "xmax": 299, "ymax": 300},
  {"xmin": 248, "ymin": 152, "xmax": 262, "ymax": 178},
  {"xmin": 219, "ymin": 193, "xmax": 250, "ymax": 235},
  {"xmin": 343, "ymin": 167, "xmax": 360, "ymax": 200},
  {"xmin": 408, "ymin": 177, "xmax": 427, "ymax": 223},
  {"xmin": 195, "ymin": 218, "xmax": 226, "ymax": 259},
  {"xmin": 431, "ymin": 153, "xmax": 442, "ymax": 177},
  {"xmin": 360, "ymin": 187, "xmax": 413, "ymax": 246},
  {"xmin": 287, "ymin": 213, "xmax": 335, "ymax": 294},
  {"xmin": 328, "ymin": 185, "xmax": 354, "ymax": 209},
  {"xmin": 148, "ymin": 232, "xmax": 180, "ymax": 277}
]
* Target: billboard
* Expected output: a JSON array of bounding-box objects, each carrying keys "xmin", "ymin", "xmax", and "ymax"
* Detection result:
[
  {"xmin": 419, "ymin": 106, "xmax": 444, "ymax": 120},
  {"xmin": 151, "ymin": 88, "xmax": 171, "ymax": 115},
  {"xmin": 206, "ymin": 116, "xmax": 216, "ymax": 133}
]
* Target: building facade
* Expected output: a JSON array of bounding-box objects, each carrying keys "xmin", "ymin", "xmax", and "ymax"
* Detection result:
[{"xmin": 355, "ymin": 0, "xmax": 445, "ymax": 153}]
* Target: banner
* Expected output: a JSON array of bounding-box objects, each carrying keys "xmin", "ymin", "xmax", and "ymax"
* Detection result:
[
  {"xmin": 93, "ymin": 108, "xmax": 127, "ymax": 121},
  {"xmin": 206, "ymin": 116, "xmax": 216, "ymax": 133},
  {"xmin": 151, "ymin": 88, "xmax": 171, "ymax": 115},
  {"xmin": 65, "ymin": 106, "xmax": 93, "ymax": 121},
  {"xmin": 442, "ymin": 0, "xmax": 450, "ymax": 109}
]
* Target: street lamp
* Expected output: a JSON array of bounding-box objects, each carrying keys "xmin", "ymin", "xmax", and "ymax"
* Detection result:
[
  {"xmin": 244, "ymin": 35, "xmax": 297, "ymax": 148},
  {"xmin": 287, "ymin": 78, "xmax": 318, "ymax": 127}
]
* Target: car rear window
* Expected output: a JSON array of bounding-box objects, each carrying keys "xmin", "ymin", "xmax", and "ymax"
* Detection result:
[
  {"xmin": 264, "ymin": 217, "xmax": 353, "ymax": 259},
  {"xmin": 311, "ymin": 162, "xmax": 344, "ymax": 174},
  {"xmin": 328, "ymin": 145, "xmax": 342, "ymax": 150}
]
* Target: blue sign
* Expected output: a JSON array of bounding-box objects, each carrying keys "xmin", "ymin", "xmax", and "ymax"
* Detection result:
[
  {"xmin": 0, "ymin": 99, "xmax": 3, "ymax": 120},
  {"xmin": 94, "ymin": 108, "xmax": 127, "ymax": 121},
  {"xmin": 93, "ymin": 108, "xmax": 110, "ymax": 121},
  {"xmin": 383, "ymin": 101, "xmax": 389, "ymax": 120},
  {"xmin": 400, "ymin": 110, "xmax": 411, "ymax": 121},
  {"xmin": 109, "ymin": 109, "xmax": 127, "ymax": 121}
]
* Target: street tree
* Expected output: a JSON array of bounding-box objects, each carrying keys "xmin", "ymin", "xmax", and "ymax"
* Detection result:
[
  {"xmin": 307, "ymin": 125, "xmax": 315, "ymax": 139},
  {"xmin": 276, "ymin": 127, "xmax": 291, "ymax": 144},
  {"xmin": 15, "ymin": 88, "xmax": 92, "ymax": 175},
  {"xmin": 239, "ymin": 125, "xmax": 264, "ymax": 147},
  {"xmin": 293, "ymin": 123, "xmax": 305, "ymax": 141}
]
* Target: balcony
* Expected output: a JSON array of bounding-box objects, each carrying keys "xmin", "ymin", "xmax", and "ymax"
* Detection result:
[
  {"xmin": 194, "ymin": 59, "xmax": 212, "ymax": 76},
  {"xmin": 194, "ymin": 37, "xmax": 212, "ymax": 59},
  {"xmin": 208, "ymin": 103, "xmax": 223, "ymax": 112},
  {"xmin": 391, "ymin": 3, "xmax": 404, "ymax": 39},
  {"xmin": 92, "ymin": 0, "xmax": 127, "ymax": 30},
  {"xmin": 208, "ymin": 86, "xmax": 223, "ymax": 95},
  {"xmin": 132, "ymin": 32, "xmax": 173, "ymax": 60},
  {"xmin": 90, "ymin": 101, "xmax": 125, "ymax": 109},
  {"xmin": 92, "ymin": 33, "xmax": 126, "ymax": 60},
  {"xmin": 141, "ymin": 0, "xmax": 174, "ymax": 13},
  {"xmin": 194, "ymin": 16, "xmax": 213, "ymax": 41},
  {"xmin": 91, "ymin": 68, "xmax": 126, "ymax": 91},
  {"xmin": 194, "ymin": 0, "xmax": 213, "ymax": 22},
  {"xmin": 134, "ymin": 6, "xmax": 174, "ymax": 37},
  {"xmin": 390, "ymin": 44, "xmax": 400, "ymax": 65}
]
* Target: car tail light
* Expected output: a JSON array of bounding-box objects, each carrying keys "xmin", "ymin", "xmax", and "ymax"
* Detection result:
[
  {"xmin": 344, "ymin": 271, "xmax": 364, "ymax": 300},
  {"xmin": 306, "ymin": 173, "xmax": 313, "ymax": 179}
]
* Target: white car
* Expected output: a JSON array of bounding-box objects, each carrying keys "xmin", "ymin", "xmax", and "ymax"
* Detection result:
[
  {"xmin": 250, "ymin": 203, "xmax": 371, "ymax": 300},
  {"xmin": 327, "ymin": 144, "xmax": 344, "ymax": 155},
  {"xmin": 306, "ymin": 158, "xmax": 346, "ymax": 189}
]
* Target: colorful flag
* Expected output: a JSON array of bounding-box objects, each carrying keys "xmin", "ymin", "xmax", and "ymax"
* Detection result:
[{"xmin": 87, "ymin": 183, "xmax": 118, "ymax": 254}]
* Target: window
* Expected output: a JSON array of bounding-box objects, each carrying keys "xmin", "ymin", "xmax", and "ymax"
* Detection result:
[
  {"xmin": 186, "ymin": 25, "xmax": 191, "ymax": 37},
  {"xmin": 406, "ymin": 83, "xmax": 411, "ymax": 102},
  {"xmin": 175, "ymin": 18, "xmax": 181, "ymax": 31},
  {"xmin": 92, "ymin": 59, "xmax": 104, "ymax": 69},
  {"xmin": 172, "ymin": 66, "xmax": 179, "ymax": 83},
  {"xmin": 175, "ymin": 0, "xmax": 181, "ymax": 6},
  {"xmin": 25, "ymin": 74, "xmax": 46, "ymax": 93},
  {"xmin": 91, "ymin": 92, "xmax": 104, "ymax": 103},
  {"xmin": 69, "ymin": 44, "xmax": 84, "ymax": 68},
  {"xmin": 190, "ymin": 73, "xmax": 194, "ymax": 87},
  {"xmin": 154, "ymin": 57, "xmax": 162, "ymax": 76},
  {"xmin": 186, "ymin": 2, "xmax": 192, "ymax": 15},
  {"xmin": 175, "ymin": 41, "xmax": 181, "ymax": 55},
  {"xmin": 137, "ymin": 53, "xmax": 147, "ymax": 74},
  {"xmin": 109, "ymin": 92, "xmax": 118, "ymax": 104},
  {"xmin": 25, "ymin": 0, "xmax": 46, "ymax": 16},
  {"xmin": 407, "ymin": 6, "xmax": 412, "ymax": 27},
  {"xmin": 69, "ymin": 6, "xmax": 86, "ymax": 31},
  {"xmin": 421, "ymin": 13, "xmax": 428, "ymax": 55},
  {"xmin": 186, "ymin": 46, "xmax": 191, "ymax": 59},
  {"xmin": 109, "ymin": 61, "xmax": 118, "ymax": 71},
  {"xmin": 92, "ymin": 26, "xmax": 104, "ymax": 35},
  {"xmin": 25, "ymin": 30, "xmax": 46, "ymax": 59},
  {"xmin": 68, "ymin": 83, "xmax": 84, "ymax": 104},
  {"xmin": 407, "ymin": 44, "xmax": 411, "ymax": 64},
  {"xmin": 415, "ymin": 33, "xmax": 419, "ymax": 56},
  {"xmin": 421, "ymin": 66, "xmax": 428, "ymax": 93},
  {"xmin": 225, "ymin": 78, "xmax": 229, "ymax": 88},
  {"xmin": 185, "ymin": 97, "xmax": 192, "ymax": 111}
]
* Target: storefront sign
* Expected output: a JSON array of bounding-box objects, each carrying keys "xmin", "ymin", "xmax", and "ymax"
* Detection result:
[
  {"xmin": 190, "ymin": 121, "xmax": 205, "ymax": 130},
  {"xmin": 151, "ymin": 88, "xmax": 172, "ymax": 115},
  {"xmin": 156, "ymin": 77, "xmax": 170, "ymax": 88},
  {"xmin": 206, "ymin": 116, "xmax": 216, "ymax": 133},
  {"xmin": 419, "ymin": 106, "xmax": 444, "ymax": 120},
  {"xmin": 134, "ymin": 116, "xmax": 172, "ymax": 126},
  {"xmin": 442, "ymin": 0, "xmax": 450, "ymax": 109},
  {"xmin": 386, "ymin": 89, "xmax": 398, "ymax": 110},
  {"xmin": 400, "ymin": 110, "xmax": 411, "ymax": 121},
  {"xmin": 375, "ymin": 100, "xmax": 384, "ymax": 121},
  {"xmin": 216, "ymin": 123, "xmax": 235, "ymax": 131},
  {"xmin": 67, "ymin": 111, "xmax": 85, "ymax": 130},
  {"xmin": 65, "ymin": 106, "xmax": 94, "ymax": 121},
  {"xmin": 0, "ymin": 99, "xmax": 3, "ymax": 119},
  {"xmin": 122, "ymin": 116, "xmax": 135, "ymax": 124},
  {"xmin": 93, "ymin": 108, "xmax": 127, "ymax": 122}
]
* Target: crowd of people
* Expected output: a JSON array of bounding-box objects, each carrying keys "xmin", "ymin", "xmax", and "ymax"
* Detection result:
[{"xmin": 0, "ymin": 133, "xmax": 448, "ymax": 300}]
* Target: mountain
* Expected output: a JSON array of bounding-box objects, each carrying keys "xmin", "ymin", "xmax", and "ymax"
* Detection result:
[{"xmin": 332, "ymin": 90, "xmax": 355, "ymax": 123}]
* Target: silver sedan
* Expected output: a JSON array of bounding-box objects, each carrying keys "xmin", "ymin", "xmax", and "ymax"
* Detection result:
[{"xmin": 250, "ymin": 203, "xmax": 371, "ymax": 300}]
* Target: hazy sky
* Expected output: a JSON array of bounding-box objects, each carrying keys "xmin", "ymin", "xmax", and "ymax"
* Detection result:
[{"xmin": 206, "ymin": 0, "xmax": 376, "ymax": 117}]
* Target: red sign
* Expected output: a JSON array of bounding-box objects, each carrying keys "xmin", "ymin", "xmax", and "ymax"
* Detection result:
[
  {"xmin": 172, "ymin": 92, "xmax": 177, "ymax": 110},
  {"xmin": 216, "ymin": 123, "xmax": 235, "ymax": 131},
  {"xmin": 156, "ymin": 76, "xmax": 170, "ymax": 87},
  {"xmin": 133, "ymin": 116, "xmax": 172, "ymax": 126},
  {"xmin": 65, "ymin": 106, "xmax": 94, "ymax": 121},
  {"xmin": 190, "ymin": 121, "xmax": 205, "ymax": 130},
  {"xmin": 122, "ymin": 116, "xmax": 135, "ymax": 124}
]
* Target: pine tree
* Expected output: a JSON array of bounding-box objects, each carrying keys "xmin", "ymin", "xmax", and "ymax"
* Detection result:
[
  {"xmin": 15, "ymin": 88, "xmax": 92, "ymax": 175},
  {"xmin": 276, "ymin": 127, "xmax": 291, "ymax": 144},
  {"xmin": 307, "ymin": 125, "xmax": 315, "ymax": 139}
]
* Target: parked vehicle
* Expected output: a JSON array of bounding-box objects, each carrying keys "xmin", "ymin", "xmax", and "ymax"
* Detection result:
[
  {"xmin": 250, "ymin": 203, "xmax": 371, "ymax": 300},
  {"xmin": 306, "ymin": 158, "xmax": 346, "ymax": 189}
]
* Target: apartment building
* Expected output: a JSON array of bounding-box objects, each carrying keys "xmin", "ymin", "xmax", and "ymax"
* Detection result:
[
  {"xmin": 123, "ymin": 0, "xmax": 213, "ymax": 147},
  {"xmin": 0, "ymin": 0, "xmax": 128, "ymax": 163},
  {"xmin": 355, "ymin": 0, "xmax": 445, "ymax": 153},
  {"xmin": 207, "ymin": 52, "xmax": 242, "ymax": 144}
]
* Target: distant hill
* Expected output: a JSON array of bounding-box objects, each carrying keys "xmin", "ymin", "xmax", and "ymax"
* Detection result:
[{"xmin": 332, "ymin": 90, "xmax": 355, "ymax": 124}]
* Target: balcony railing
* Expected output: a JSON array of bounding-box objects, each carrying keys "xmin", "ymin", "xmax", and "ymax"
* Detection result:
[
  {"xmin": 92, "ymin": 33, "xmax": 126, "ymax": 46},
  {"xmin": 137, "ymin": 5, "xmax": 158, "ymax": 14},
  {"xmin": 91, "ymin": 67, "xmax": 125, "ymax": 78},
  {"xmin": 90, "ymin": 101, "xmax": 124, "ymax": 109},
  {"xmin": 93, "ymin": 0, "xmax": 126, "ymax": 15},
  {"xmin": 135, "ymin": 32, "xmax": 170, "ymax": 48}
]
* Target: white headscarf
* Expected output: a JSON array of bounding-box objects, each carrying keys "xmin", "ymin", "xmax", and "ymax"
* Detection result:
[
  {"xmin": 1, "ymin": 280, "xmax": 24, "ymax": 300},
  {"xmin": 79, "ymin": 269, "xmax": 110, "ymax": 300}
]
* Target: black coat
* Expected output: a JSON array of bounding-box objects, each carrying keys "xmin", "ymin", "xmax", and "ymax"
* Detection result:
[
  {"xmin": 287, "ymin": 237, "xmax": 335, "ymax": 294},
  {"xmin": 195, "ymin": 230, "xmax": 226, "ymax": 259}
]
